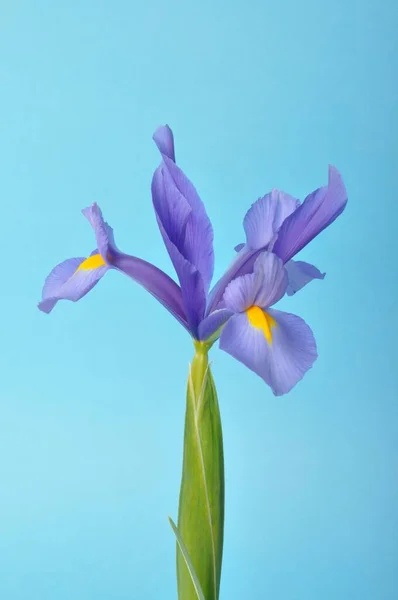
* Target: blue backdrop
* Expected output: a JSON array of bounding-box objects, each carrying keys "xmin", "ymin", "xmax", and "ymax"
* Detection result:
[{"xmin": 0, "ymin": 1, "xmax": 397, "ymax": 598}]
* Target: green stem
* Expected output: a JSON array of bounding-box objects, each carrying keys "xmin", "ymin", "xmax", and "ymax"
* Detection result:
[{"xmin": 176, "ymin": 341, "xmax": 225, "ymax": 600}]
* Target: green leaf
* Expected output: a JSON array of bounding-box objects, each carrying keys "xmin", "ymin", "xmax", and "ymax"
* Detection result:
[
  {"xmin": 176, "ymin": 343, "xmax": 225, "ymax": 600},
  {"xmin": 169, "ymin": 517, "xmax": 206, "ymax": 600}
]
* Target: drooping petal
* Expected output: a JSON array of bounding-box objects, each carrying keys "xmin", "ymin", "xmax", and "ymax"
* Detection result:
[
  {"xmin": 85, "ymin": 199, "xmax": 190, "ymax": 329},
  {"xmin": 82, "ymin": 203, "xmax": 118, "ymax": 260},
  {"xmin": 85, "ymin": 201, "xmax": 190, "ymax": 326},
  {"xmin": 219, "ymin": 308, "xmax": 317, "ymax": 396},
  {"xmin": 153, "ymin": 125, "xmax": 176, "ymax": 162},
  {"xmin": 243, "ymin": 189, "xmax": 299, "ymax": 250},
  {"xmin": 273, "ymin": 166, "xmax": 348, "ymax": 263},
  {"xmin": 38, "ymin": 254, "xmax": 109, "ymax": 313},
  {"xmin": 39, "ymin": 201, "xmax": 189, "ymax": 328},
  {"xmin": 82, "ymin": 198, "xmax": 188, "ymax": 328},
  {"xmin": 285, "ymin": 260, "xmax": 325, "ymax": 296},
  {"xmin": 153, "ymin": 127, "xmax": 214, "ymax": 292},
  {"xmin": 223, "ymin": 252, "xmax": 288, "ymax": 313},
  {"xmin": 197, "ymin": 308, "xmax": 234, "ymax": 341}
]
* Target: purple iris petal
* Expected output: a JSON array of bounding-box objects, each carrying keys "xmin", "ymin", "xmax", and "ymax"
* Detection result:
[
  {"xmin": 207, "ymin": 246, "xmax": 262, "ymax": 314},
  {"xmin": 152, "ymin": 126, "xmax": 215, "ymax": 334},
  {"xmin": 38, "ymin": 256, "xmax": 109, "ymax": 313},
  {"xmin": 152, "ymin": 167, "xmax": 206, "ymax": 334},
  {"xmin": 208, "ymin": 244, "xmax": 287, "ymax": 315},
  {"xmin": 207, "ymin": 192, "xmax": 297, "ymax": 314},
  {"xmin": 153, "ymin": 127, "xmax": 214, "ymax": 292},
  {"xmin": 209, "ymin": 168, "xmax": 346, "ymax": 313},
  {"xmin": 219, "ymin": 309, "xmax": 317, "ymax": 396},
  {"xmin": 39, "ymin": 202, "xmax": 189, "ymax": 329},
  {"xmin": 218, "ymin": 250, "xmax": 317, "ymax": 394},
  {"xmin": 244, "ymin": 189, "xmax": 299, "ymax": 250},
  {"xmin": 161, "ymin": 155, "xmax": 214, "ymax": 290},
  {"xmin": 285, "ymin": 260, "xmax": 325, "ymax": 296},
  {"xmin": 223, "ymin": 252, "xmax": 288, "ymax": 313},
  {"xmin": 153, "ymin": 125, "xmax": 176, "ymax": 162},
  {"xmin": 82, "ymin": 203, "xmax": 118, "ymax": 259},
  {"xmin": 112, "ymin": 252, "xmax": 189, "ymax": 330},
  {"xmin": 197, "ymin": 308, "xmax": 234, "ymax": 341},
  {"xmin": 273, "ymin": 166, "xmax": 347, "ymax": 263}
]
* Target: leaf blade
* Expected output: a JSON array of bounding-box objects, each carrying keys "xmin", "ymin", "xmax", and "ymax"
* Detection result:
[{"xmin": 169, "ymin": 517, "xmax": 206, "ymax": 600}]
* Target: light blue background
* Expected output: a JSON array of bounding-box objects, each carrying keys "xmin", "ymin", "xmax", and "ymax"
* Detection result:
[{"xmin": 0, "ymin": 1, "xmax": 397, "ymax": 598}]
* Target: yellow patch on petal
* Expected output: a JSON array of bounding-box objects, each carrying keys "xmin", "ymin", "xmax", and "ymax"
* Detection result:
[
  {"xmin": 246, "ymin": 305, "xmax": 276, "ymax": 344},
  {"xmin": 77, "ymin": 253, "xmax": 106, "ymax": 271}
]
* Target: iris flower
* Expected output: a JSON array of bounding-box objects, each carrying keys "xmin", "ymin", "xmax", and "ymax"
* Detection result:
[{"xmin": 38, "ymin": 125, "xmax": 347, "ymax": 395}]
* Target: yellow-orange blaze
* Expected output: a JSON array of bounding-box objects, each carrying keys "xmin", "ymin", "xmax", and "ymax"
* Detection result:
[
  {"xmin": 77, "ymin": 253, "xmax": 107, "ymax": 271},
  {"xmin": 246, "ymin": 305, "xmax": 276, "ymax": 344}
]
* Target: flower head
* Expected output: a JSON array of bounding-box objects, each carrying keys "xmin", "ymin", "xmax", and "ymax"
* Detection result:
[{"xmin": 39, "ymin": 125, "xmax": 347, "ymax": 395}]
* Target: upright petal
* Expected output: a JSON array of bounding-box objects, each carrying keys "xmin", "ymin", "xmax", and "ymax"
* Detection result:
[
  {"xmin": 82, "ymin": 203, "xmax": 118, "ymax": 260},
  {"xmin": 38, "ymin": 254, "xmax": 109, "ymax": 313},
  {"xmin": 152, "ymin": 165, "xmax": 207, "ymax": 334},
  {"xmin": 243, "ymin": 189, "xmax": 299, "ymax": 250},
  {"xmin": 153, "ymin": 125, "xmax": 176, "ymax": 162},
  {"xmin": 273, "ymin": 166, "xmax": 348, "ymax": 263},
  {"xmin": 285, "ymin": 260, "xmax": 325, "ymax": 296},
  {"xmin": 219, "ymin": 308, "xmax": 317, "ymax": 396},
  {"xmin": 153, "ymin": 127, "xmax": 214, "ymax": 292}
]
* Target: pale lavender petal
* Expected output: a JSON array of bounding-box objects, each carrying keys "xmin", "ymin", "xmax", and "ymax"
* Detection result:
[
  {"xmin": 82, "ymin": 203, "xmax": 117, "ymax": 260},
  {"xmin": 197, "ymin": 308, "xmax": 234, "ymax": 341},
  {"xmin": 41, "ymin": 257, "xmax": 85, "ymax": 299},
  {"xmin": 252, "ymin": 252, "xmax": 288, "ymax": 308},
  {"xmin": 285, "ymin": 260, "xmax": 325, "ymax": 296},
  {"xmin": 223, "ymin": 252, "xmax": 288, "ymax": 313},
  {"xmin": 207, "ymin": 246, "xmax": 262, "ymax": 314},
  {"xmin": 273, "ymin": 166, "xmax": 347, "ymax": 263},
  {"xmin": 263, "ymin": 309, "xmax": 318, "ymax": 395},
  {"xmin": 244, "ymin": 189, "xmax": 299, "ymax": 250},
  {"xmin": 38, "ymin": 256, "xmax": 108, "ymax": 314},
  {"xmin": 153, "ymin": 125, "xmax": 176, "ymax": 161},
  {"xmin": 219, "ymin": 309, "xmax": 317, "ymax": 396},
  {"xmin": 223, "ymin": 272, "xmax": 259, "ymax": 313}
]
